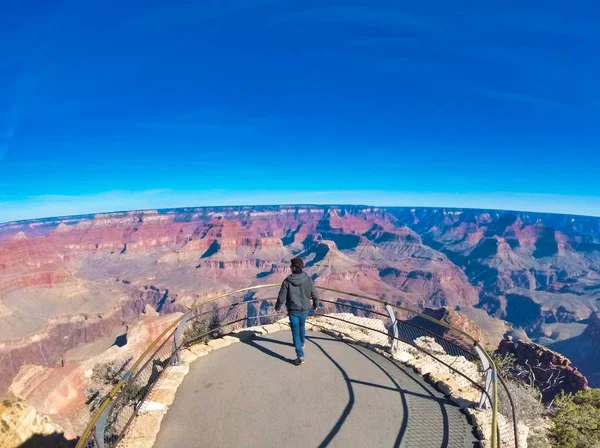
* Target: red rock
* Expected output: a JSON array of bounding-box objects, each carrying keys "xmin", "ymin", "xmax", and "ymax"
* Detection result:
[
  {"xmin": 2, "ymin": 205, "xmax": 599, "ymax": 434},
  {"xmin": 496, "ymin": 337, "xmax": 589, "ymax": 402}
]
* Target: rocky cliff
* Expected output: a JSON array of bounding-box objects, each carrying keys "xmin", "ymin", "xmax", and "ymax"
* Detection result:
[
  {"xmin": 0, "ymin": 206, "xmax": 484, "ymax": 395},
  {"xmin": 496, "ymin": 336, "xmax": 589, "ymax": 402},
  {"xmin": 0, "ymin": 287, "xmax": 165, "ymax": 395},
  {"xmin": 550, "ymin": 312, "xmax": 600, "ymax": 387},
  {"xmin": 7, "ymin": 311, "xmax": 181, "ymax": 439},
  {"xmin": 410, "ymin": 306, "xmax": 512, "ymax": 351},
  {"xmin": 1, "ymin": 204, "xmax": 600, "ymax": 439}
]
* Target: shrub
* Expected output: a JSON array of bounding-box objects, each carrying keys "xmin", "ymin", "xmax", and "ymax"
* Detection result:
[
  {"xmin": 501, "ymin": 378, "xmax": 553, "ymax": 447},
  {"xmin": 85, "ymin": 359, "xmax": 131, "ymax": 413},
  {"xmin": 255, "ymin": 302, "xmax": 281, "ymax": 325},
  {"xmin": 184, "ymin": 312, "xmax": 220, "ymax": 344},
  {"xmin": 550, "ymin": 388, "xmax": 600, "ymax": 448},
  {"xmin": 492, "ymin": 352, "xmax": 535, "ymax": 386},
  {"xmin": 122, "ymin": 384, "xmax": 145, "ymax": 407},
  {"xmin": 91, "ymin": 360, "xmax": 128, "ymax": 386},
  {"xmin": 499, "ymin": 377, "xmax": 545, "ymax": 425},
  {"xmin": 494, "ymin": 353, "xmax": 552, "ymax": 447}
]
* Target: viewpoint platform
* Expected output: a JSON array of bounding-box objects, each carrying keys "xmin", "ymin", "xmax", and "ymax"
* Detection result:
[{"xmin": 155, "ymin": 331, "xmax": 477, "ymax": 448}]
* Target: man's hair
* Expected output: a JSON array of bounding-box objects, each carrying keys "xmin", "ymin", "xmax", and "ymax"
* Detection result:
[{"xmin": 290, "ymin": 257, "xmax": 304, "ymax": 272}]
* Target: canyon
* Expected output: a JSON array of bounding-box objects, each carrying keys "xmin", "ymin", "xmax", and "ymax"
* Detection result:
[{"xmin": 0, "ymin": 205, "xmax": 599, "ymax": 441}]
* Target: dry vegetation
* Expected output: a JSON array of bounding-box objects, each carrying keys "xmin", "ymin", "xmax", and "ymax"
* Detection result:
[{"xmin": 494, "ymin": 352, "xmax": 600, "ymax": 448}]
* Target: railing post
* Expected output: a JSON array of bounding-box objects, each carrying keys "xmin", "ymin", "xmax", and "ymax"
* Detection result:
[
  {"xmin": 171, "ymin": 314, "xmax": 190, "ymax": 365},
  {"xmin": 94, "ymin": 400, "xmax": 113, "ymax": 448},
  {"xmin": 77, "ymin": 285, "xmax": 511, "ymax": 448},
  {"xmin": 474, "ymin": 344, "xmax": 493, "ymax": 410},
  {"xmin": 385, "ymin": 304, "xmax": 399, "ymax": 352}
]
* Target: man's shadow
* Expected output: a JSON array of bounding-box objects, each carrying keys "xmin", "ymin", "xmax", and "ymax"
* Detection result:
[
  {"xmin": 18, "ymin": 433, "xmax": 77, "ymax": 448},
  {"xmin": 241, "ymin": 334, "xmax": 296, "ymax": 364}
]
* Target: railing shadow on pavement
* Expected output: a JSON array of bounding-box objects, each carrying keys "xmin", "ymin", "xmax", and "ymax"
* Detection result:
[
  {"xmin": 341, "ymin": 340, "xmax": 449, "ymax": 448},
  {"xmin": 242, "ymin": 331, "xmax": 473, "ymax": 448},
  {"xmin": 75, "ymin": 284, "xmax": 518, "ymax": 448}
]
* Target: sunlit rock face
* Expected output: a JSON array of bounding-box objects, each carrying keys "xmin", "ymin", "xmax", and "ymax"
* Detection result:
[{"xmin": 0, "ymin": 205, "xmax": 599, "ymax": 440}]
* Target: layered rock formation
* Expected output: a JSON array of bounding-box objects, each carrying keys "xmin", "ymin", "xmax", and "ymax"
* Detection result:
[
  {"xmin": 0, "ymin": 395, "xmax": 71, "ymax": 448},
  {"xmin": 1, "ymin": 204, "xmax": 600, "ymax": 441},
  {"xmin": 8, "ymin": 311, "xmax": 181, "ymax": 440},
  {"xmin": 410, "ymin": 307, "xmax": 512, "ymax": 351},
  {"xmin": 0, "ymin": 287, "xmax": 165, "ymax": 394},
  {"xmin": 550, "ymin": 312, "xmax": 600, "ymax": 387}
]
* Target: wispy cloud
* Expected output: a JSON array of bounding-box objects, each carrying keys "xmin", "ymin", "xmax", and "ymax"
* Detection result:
[
  {"xmin": 280, "ymin": 6, "xmax": 438, "ymax": 32},
  {"xmin": 0, "ymin": 72, "xmax": 41, "ymax": 156},
  {"xmin": 0, "ymin": 3, "xmax": 64, "ymax": 159},
  {"xmin": 347, "ymin": 36, "xmax": 421, "ymax": 47},
  {"xmin": 283, "ymin": 3, "xmax": 600, "ymax": 42},
  {"xmin": 138, "ymin": 118, "xmax": 256, "ymax": 134},
  {"xmin": 477, "ymin": 6, "xmax": 600, "ymax": 41},
  {"xmin": 2, "ymin": 189, "xmax": 600, "ymax": 223},
  {"xmin": 124, "ymin": 0, "xmax": 280, "ymax": 33},
  {"xmin": 472, "ymin": 87, "xmax": 571, "ymax": 110},
  {"xmin": 136, "ymin": 107, "xmax": 292, "ymax": 136}
]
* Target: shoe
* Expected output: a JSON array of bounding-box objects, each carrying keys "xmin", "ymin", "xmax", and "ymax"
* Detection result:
[
  {"xmin": 302, "ymin": 343, "xmax": 305, "ymax": 348},
  {"xmin": 293, "ymin": 358, "xmax": 305, "ymax": 366}
]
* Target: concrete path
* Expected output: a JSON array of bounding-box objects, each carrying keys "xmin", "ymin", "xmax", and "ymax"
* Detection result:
[{"xmin": 155, "ymin": 331, "xmax": 477, "ymax": 448}]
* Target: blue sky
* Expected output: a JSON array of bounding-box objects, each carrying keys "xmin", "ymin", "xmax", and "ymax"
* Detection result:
[{"xmin": 1, "ymin": 1, "xmax": 600, "ymax": 222}]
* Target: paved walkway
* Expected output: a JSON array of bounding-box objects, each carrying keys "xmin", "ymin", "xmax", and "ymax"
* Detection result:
[{"xmin": 155, "ymin": 331, "xmax": 477, "ymax": 448}]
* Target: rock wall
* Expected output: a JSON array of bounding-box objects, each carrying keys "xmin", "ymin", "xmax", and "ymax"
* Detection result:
[
  {"xmin": 7, "ymin": 312, "xmax": 181, "ymax": 440},
  {"xmin": 0, "ymin": 395, "xmax": 71, "ymax": 448},
  {"xmin": 496, "ymin": 336, "xmax": 589, "ymax": 402},
  {"xmin": 550, "ymin": 312, "xmax": 600, "ymax": 387},
  {"xmin": 0, "ymin": 288, "xmax": 164, "ymax": 395}
]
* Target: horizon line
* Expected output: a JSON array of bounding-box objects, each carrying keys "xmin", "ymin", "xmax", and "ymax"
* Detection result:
[{"xmin": 2, "ymin": 202, "xmax": 599, "ymax": 226}]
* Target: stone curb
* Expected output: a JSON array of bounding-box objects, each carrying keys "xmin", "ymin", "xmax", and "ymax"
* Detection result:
[
  {"xmin": 310, "ymin": 319, "xmax": 529, "ymax": 448},
  {"xmin": 120, "ymin": 323, "xmax": 289, "ymax": 448},
  {"xmin": 122, "ymin": 316, "xmax": 527, "ymax": 448}
]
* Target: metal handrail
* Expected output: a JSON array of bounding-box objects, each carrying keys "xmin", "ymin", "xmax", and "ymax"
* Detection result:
[
  {"xmin": 76, "ymin": 284, "xmax": 506, "ymax": 448},
  {"xmin": 112, "ymin": 305, "xmax": 288, "ymax": 447},
  {"xmin": 108, "ymin": 299, "xmax": 493, "ymax": 447},
  {"xmin": 311, "ymin": 310, "xmax": 488, "ymax": 398},
  {"xmin": 316, "ymin": 285, "xmax": 501, "ymax": 447}
]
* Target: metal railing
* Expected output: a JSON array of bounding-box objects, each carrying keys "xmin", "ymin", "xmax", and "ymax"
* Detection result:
[{"xmin": 76, "ymin": 284, "xmax": 517, "ymax": 448}]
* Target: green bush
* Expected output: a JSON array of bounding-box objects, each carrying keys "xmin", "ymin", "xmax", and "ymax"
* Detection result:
[
  {"xmin": 184, "ymin": 312, "xmax": 220, "ymax": 344},
  {"xmin": 491, "ymin": 352, "xmax": 554, "ymax": 447},
  {"xmin": 122, "ymin": 384, "xmax": 145, "ymax": 406},
  {"xmin": 1, "ymin": 418, "xmax": 10, "ymax": 432},
  {"xmin": 85, "ymin": 359, "xmax": 131, "ymax": 413},
  {"xmin": 91, "ymin": 360, "xmax": 126, "ymax": 387},
  {"xmin": 550, "ymin": 388, "xmax": 600, "ymax": 448},
  {"xmin": 499, "ymin": 378, "xmax": 545, "ymax": 424}
]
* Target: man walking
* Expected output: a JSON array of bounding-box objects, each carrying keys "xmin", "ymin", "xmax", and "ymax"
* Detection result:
[{"xmin": 275, "ymin": 257, "xmax": 320, "ymax": 365}]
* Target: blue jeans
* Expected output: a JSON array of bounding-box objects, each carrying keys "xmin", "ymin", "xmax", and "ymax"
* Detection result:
[{"xmin": 289, "ymin": 310, "xmax": 309, "ymax": 359}]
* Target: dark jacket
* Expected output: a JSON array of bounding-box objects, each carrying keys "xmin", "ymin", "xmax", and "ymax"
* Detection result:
[{"xmin": 275, "ymin": 271, "xmax": 320, "ymax": 313}]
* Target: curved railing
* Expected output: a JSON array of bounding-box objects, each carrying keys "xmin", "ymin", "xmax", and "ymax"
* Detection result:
[{"xmin": 76, "ymin": 285, "xmax": 518, "ymax": 448}]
